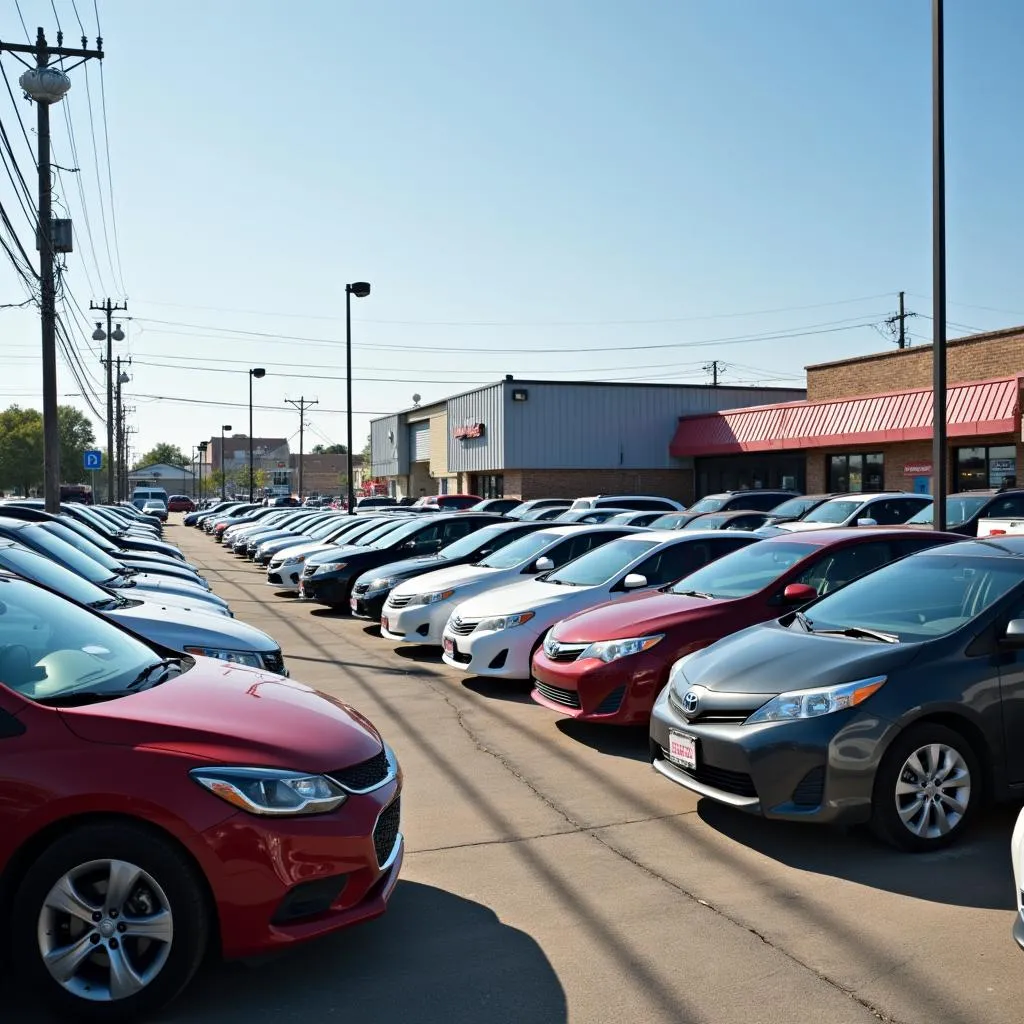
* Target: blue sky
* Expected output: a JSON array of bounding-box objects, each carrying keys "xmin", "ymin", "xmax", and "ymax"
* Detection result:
[{"xmin": 2, "ymin": 0, "xmax": 1023, "ymax": 464}]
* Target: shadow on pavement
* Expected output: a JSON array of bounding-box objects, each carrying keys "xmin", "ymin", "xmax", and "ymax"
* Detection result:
[
  {"xmin": 697, "ymin": 799, "xmax": 1018, "ymax": 911},
  {"xmin": 393, "ymin": 645, "xmax": 446, "ymax": 665},
  {"xmin": 555, "ymin": 718, "xmax": 650, "ymax": 763},
  {"xmin": 362, "ymin": 624, "xmax": 382, "ymax": 638},
  {"xmin": 461, "ymin": 675, "xmax": 535, "ymax": 705}
]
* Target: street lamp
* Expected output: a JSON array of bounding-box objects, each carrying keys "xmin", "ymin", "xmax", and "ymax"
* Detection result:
[
  {"xmin": 197, "ymin": 441, "xmax": 208, "ymax": 502},
  {"xmin": 248, "ymin": 368, "xmax": 266, "ymax": 501},
  {"xmin": 220, "ymin": 424, "xmax": 232, "ymax": 500},
  {"xmin": 92, "ymin": 319, "xmax": 125, "ymax": 503},
  {"xmin": 345, "ymin": 282, "xmax": 371, "ymax": 514}
]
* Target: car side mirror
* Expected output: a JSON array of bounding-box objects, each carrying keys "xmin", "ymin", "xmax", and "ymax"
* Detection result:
[
  {"xmin": 782, "ymin": 582, "xmax": 818, "ymax": 604},
  {"xmin": 856, "ymin": 517, "xmax": 878, "ymax": 527},
  {"xmin": 533, "ymin": 557, "xmax": 554, "ymax": 573},
  {"xmin": 1001, "ymin": 619, "xmax": 1024, "ymax": 648},
  {"xmin": 622, "ymin": 573, "xmax": 648, "ymax": 590}
]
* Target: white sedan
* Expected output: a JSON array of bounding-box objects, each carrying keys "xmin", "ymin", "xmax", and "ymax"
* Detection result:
[
  {"xmin": 1012, "ymin": 808, "xmax": 1024, "ymax": 951},
  {"xmin": 440, "ymin": 530, "xmax": 751, "ymax": 680},
  {"xmin": 380, "ymin": 525, "xmax": 640, "ymax": 646}
]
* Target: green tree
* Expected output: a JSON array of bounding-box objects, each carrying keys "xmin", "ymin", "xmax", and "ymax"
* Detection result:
[
  {"xmin": 0, "ymin": 404, "xmax": 43, "ymax": 495},
  {"xmin": 134, "ymin": 443, "xmax": 188, "ymax": 469},
  {"xmin": 361, "ymin": 434, "xmax": 372, "ymax": 464},
  {"xmin": 58, "ymin": 405, "xmax": 97, "ymax": 484},
  {"xmin": 311, "ymin": 443, "xmax": 347, "ymax": 455}
]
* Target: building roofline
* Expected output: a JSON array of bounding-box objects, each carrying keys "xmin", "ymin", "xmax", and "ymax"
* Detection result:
[{"xmin": 805, "ymin": 325, "xmax": 1024, "ymax": 373}]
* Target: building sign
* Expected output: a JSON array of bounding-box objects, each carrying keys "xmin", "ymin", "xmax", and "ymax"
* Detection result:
[
  {"xmin": 454, "ymin": 422, "xmax": 485, "ymax": 440},
  {"xmin": 903, "ymin": 461, "xmax": 933, "ymax": 476}
]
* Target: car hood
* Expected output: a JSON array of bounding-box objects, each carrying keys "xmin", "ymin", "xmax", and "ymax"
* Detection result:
[
  {"xmin": 59, "ymin": 666, "xmax": 382, "ymax": 771},
  {"xmin": 679, "ymin": 619, "xmax": 921, "ymax": 695},
  {"xmin": 119, "ymin": 574, "xmax": 227, "ymax": 606},
  {"xmin": 121, "ymin": 538, "xmax": 181, "ymax": 558},
  {"xmin": 270, "ymin": 540, "xmax": 334, "ymax": 561},
  {"xmin": 308, "ymin": 543, "xmax": 381, "ymax": 563},
  {"xmin": 391, "ymin": 562, "xmax": 504, "ymax": 596},
  {"xmin": 454, "ymin": 577, "xmax": 597, "ymax": 619},
  {"xmin": 261, "ymin": 535, "xmax": 330, "ymax": 555},
  {"xmin": 774, "ymin": 521, "xmax": 836, "ymax": 533},
  {"xmin": 120, "ymin": 592, "xmax": 230, "ymax": 617},
  {"xmin": 251, "ymin": 529, "xmax": 305, "ymax": 547},
  {"xmin": 551, "ymin": 590, "xmax": 735, "ymax": 642},
  {"xmin": 356, "ymin": 553, "xmax": 450, "ymax": 583},
  {"xmin": 111, "ymin": 602, "xmax": 274, "ymax": 652}
]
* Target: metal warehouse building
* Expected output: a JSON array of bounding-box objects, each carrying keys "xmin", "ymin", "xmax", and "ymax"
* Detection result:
[{"xmin": 369, "ymin": 378, "xmax": 805, "ymax": 502}]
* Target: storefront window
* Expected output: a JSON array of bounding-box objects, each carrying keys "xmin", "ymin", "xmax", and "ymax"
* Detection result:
[
  {"xmin": 473, "ymin": 474, "xmax": 504, "ymax": 499},
  {"xmin": 827, "ymin": 452, "xmax": 884, "ymax": 493},
  {"xmin": 955, "ymin": 445, "xmax": 1016, "ymax": 491}
]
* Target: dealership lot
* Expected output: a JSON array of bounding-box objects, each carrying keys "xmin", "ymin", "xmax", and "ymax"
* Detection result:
[{"xmin": 7, "ymin": 518, "xmax": 1023, "ymax": 1024}]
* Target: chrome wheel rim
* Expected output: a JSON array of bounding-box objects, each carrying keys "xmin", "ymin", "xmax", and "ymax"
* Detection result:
[
  {"xmin": 894, "ymin": 742, "xmax": 971, "ymax": 839},
  {"xmin": 37, "ymin": 858, "xmax": 174, "ymax": 1003}
]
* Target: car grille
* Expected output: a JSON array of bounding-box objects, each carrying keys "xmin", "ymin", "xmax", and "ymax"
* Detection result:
[
  {"xmin": 668, "ymin": 689, "xmax": 756, "ymax": 724},
  {"xmin": 791, "ymin": 765, "xmax": 825, "ymax": 807},
  {"xmin": 534, "ymin": 680, "xmax": 581, "ymax": 709},
  {"xmin": 448, "ymin": 616, "xmax": 478, "ymax": 636},
  {"xmin": 386, "ymin": 594, "xmax": 412, "ymax": 609},
  {"xmin": 544, "ymin": 640, "xmax": 588, "ymax": 662},
  {"xmin": 261, "ymin": 649, "xmax": 285, "ymax": 675},
  {"xmin": 594, "ymin": 685, "xmax": 626, "ymax": 715},
  {"xmin": 660, "ymin": 748, "xmax": 757, "ymax": 797},
  {"xmin": 373, "ymin": 798, "xmax": 401, "ymax": 866},
  {"xmin": 327, "ymin": 749, "xmax": 390, "ymax": 791}
]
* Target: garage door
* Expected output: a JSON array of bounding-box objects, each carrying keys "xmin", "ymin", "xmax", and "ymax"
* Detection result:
[{"xmin": 409, "ymin": 421, "xmax": 430, "ymax": 462}]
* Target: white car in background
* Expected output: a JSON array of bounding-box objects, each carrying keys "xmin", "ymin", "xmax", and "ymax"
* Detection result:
[
  {"xmin": 379, "ymin": 525, "xmax": 638, "ymax": 646},
  {"xmin": 1013, "ymin": 808, "xmax": 1024, "ymax": 951},
  {"xmin": 439, "ymin": 530, "xmax": 755, "ymax": 680},
  {"xmin": 768, "ymin": 493, "xmax": 932, "ymax": 532}
]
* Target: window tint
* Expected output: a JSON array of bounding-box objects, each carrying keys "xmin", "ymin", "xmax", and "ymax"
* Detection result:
[
  {"xmin": 649, "ymin": 513, "xmax": 689, "ymax": 530},
  {"xmin": 16, "ymin": 526, "xmax": 112, "ymax": 584},
  {"xmin": 682, "ymin": 514, "xmax": 725, "ymax": 530},
  {"xmin": 632, "ymin": 541, "xmax": 723, "ymax": 587},
  {"xmin": 793, "ymin": 541, "xmax": 894, "ymax": 596},
  {"xmin": 439, "ymin": 523, "xmax": 510, "ymax": 560},
  {"xmin": 479, "ymin": 531, "xmax": 559, "ymax": 569},
  {"xmin": 726, "ymin": 493, "xmax": 787, "ymax": 511},
  {"xmin": 686, "ymin": 496, "xmax": 726, "ymax": 514},
  {"xmin": 548, "ymin": 538, "xmax": 659, "ymax": 586},
  {"xmin": 768, "ymin": 496, "xmax": 819, "ymax": 519},
  {"xmin": 803, "ymin": 500, "xmax": 863, "ymax": 524},
  {"xmin": 985, "ymin": 495, "xmax": 1024, "ymax": 519},
  {"xmin": 0, "ymin": 544, "xmax": 111, "ymax": 608},
  {"xmin": 669, "ymin": 541, "xmax": 814, "ymax": 599},
  {"xmin": 439, "ymin": 518, "xmax": 479, "ymax": 545},
  {"xmin": 865, "ymin": 500, "xmax": 911, "ymax": 526}
]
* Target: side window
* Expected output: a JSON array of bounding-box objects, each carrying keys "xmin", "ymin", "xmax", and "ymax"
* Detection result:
[
  {"xmin": 409, "ymin": 524, "xmax": 442, "ymax": 549},
  {"xmin": 632, "ymin": 544, "xmax": 706, "ymax": 587},
  {"xmin": 439, "ymin": 519, "xmax": 477, "ymax": 544},
  {"xmin": 793, "ymin": 542, "xmax": 894, "ymax": 596},
  {"xmin": 986, "ymin": 496, "xmax": 1024, "ymax": 519},
  {"xmin": 865, "ymin": 500, "xmax": 902, "ymax": 525}
]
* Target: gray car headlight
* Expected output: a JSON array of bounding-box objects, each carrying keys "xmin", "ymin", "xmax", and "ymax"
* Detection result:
[
  {"xmin": 744, "ymin": 676, "xmax": 886, "ymax": 724},
  {"xmin": 190, "ymin": 767, "xmax": 347, "ymax": 816},
  {"xmin": 409, "ymin": 587, "xmax": 455, "ymax": 605},
  {"xmin": 183, "ymin": 646, "xmax": 264, "ymax": 668},
  {"xmin": 577, "ymin": 634, "xmax": 663, "ymax": 664},
  {"xmin": 280, "ymin": 554, "xmax": 306, "ymax": 566},
  {"xmin": 365, "ymin": 576, "xmax": 397, "ymax": 595},
  {"xmin": 314, "ymin": 561, "xmax": 347, "ymax": 574},
  {"xmin": 477, "ymin": 611, "xmax": 535, "ymax": 632}
]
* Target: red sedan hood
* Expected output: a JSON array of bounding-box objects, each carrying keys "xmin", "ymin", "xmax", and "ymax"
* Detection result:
[
  {"xmin": 59, "ymin": 663, "xmax": 383, "ymax": 774},
  {"xmin": 552, "ymin": 590, "xmax": 737, "ymax": 642}
]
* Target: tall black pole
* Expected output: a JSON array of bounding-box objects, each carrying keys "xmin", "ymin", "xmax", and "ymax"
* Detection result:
[
  {"xmin": 346, "ymin": 287, "xmax": 355, "ymax": 515},
  {"xmin": 248, "ymin": 373, "xmax": 254, "ymax": 502},
  {"xmin": 932, "ymin": 0, "xmax": 947, "ymax": 530},
  {"xmin": 104, "ymin": 304, "xmax": 113, "ymax": 500},
  {"xmin": 220, "ymin": 426, "xmax": 226, "ymax": 500}
]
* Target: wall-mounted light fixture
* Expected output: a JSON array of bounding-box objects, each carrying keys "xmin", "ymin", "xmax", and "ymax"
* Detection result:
[{"xmin": 512, "ymin": 388, "xmax": 529, "ymax": 402}]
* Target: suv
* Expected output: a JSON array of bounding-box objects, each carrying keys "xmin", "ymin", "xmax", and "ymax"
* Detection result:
[
  {"xmin": 685, "ymin": 490, "xmax": 798, "ymax": 516},
  {"xmin": 905, "ymin": 489, "xmax": 1024, "ymax": 536},
  {"xmin": 776, "ymin": 492, "xmax": 931, "ymax": 532},
  {"xmin": 570, "ymin": 495, "xmax": 685, "ymax": 512}
]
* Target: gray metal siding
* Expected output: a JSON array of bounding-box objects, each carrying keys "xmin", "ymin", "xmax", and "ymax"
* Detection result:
[
  {"xmin": 502, "ymin": 383, "xmax": 805, "ymax": 470},
  {"xmin": 447, "ymin": 384, "xmax": 505, "ymax": 473},
  {"xmin": 370, "ymin": 414, "xmax": 408, "ymax": 476},
  {"xmin": 409, "ymin": 421, "xmax": 431, "ymax": 462}
]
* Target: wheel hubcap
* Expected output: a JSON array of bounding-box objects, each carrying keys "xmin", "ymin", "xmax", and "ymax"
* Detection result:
[
  {"xmin": 37, "ymin": 858, "xmax": 174, "ymax": 1002},
  {"xmin": 894, "ymin": 742, "xmax": 971, "ymax": 839}
]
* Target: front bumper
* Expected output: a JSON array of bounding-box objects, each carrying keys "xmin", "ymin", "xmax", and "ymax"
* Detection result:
[
  {"xmin": 648, "ymin": 685, "xmax": 887, "ymax": 825},
  {"xmin": 298, "ymin": 572, "xmax": 351, "ymax": 608},
  {"xmin": 379, "ymin": 600, "xmax": 454, "ymax": 646},
  {"xmin": 351, "ymin": 591, "xmax": 388, "ymax": 621},
  {"xmin": 530, "ymin": 647, "xmax": 668, "ymax": 725},
  {"xmin": 199, "ymin": 780, "xmax": 403, "ymax": 958},
  {"xmin": 267, "ymin": 563, "xmax": 304, "ymax": 590},
  {"xmin": 440, "ymin": 624, "xmax": 541, "ymax": 679}
]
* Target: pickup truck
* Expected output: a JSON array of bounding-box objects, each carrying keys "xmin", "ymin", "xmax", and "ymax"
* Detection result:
[{"xmin": 977, "ymin": 518, "xmax": 1024, "ymax": 538}]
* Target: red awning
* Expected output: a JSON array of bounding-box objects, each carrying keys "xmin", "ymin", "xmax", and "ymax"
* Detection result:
[{"xmin": 670, "ymin": 376, "xmax": 1021, "ymax": 457}]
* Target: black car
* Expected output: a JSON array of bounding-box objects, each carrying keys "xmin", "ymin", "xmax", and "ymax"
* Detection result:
[
  {"xmin": 349, "ymin": 520, "xmax": 549, "ymax": 620},
  {"xmin": 466, "ymin": 498, "xmax": 523, "ymax": 515},
  {"xmin": 650, "ymin": 534, "xmax": 1024, "ymax": 852},
  {"xmin": 505, "ymin": 499, "xmax": 573, "ymax": 520},
  {"xmin": 680, "ymin": 510, "xmax": 773, "ymax": 532},
  {"xmin": 300, "ymin": 513, "xmax": 504, "ymax": 611},
  {"xmin": 905, "ymin": 489, "xmax": 1024, "ymax": 537},
  {"xmin": 184, "ymin": 500, "xmax": 243, "ymax": 527}
]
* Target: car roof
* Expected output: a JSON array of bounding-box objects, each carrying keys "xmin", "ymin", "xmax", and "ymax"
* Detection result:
[
  {"xmin": 696, "ymin": 509, "xmax": 768, "ymax": 519},
  {"xmin": 762, "ymin": 526, "xmax": 959, "ymax": 548},
  {"xmin": 931, "ymin": 536, "xmax": 1024, "ymax": 558},
  {"xmin": 706, "ymin": 489, "xmax": 797, "ymax": 497}
]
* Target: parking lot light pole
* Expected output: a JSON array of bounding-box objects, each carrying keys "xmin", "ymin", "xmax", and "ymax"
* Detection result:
[
  {"xmin": 197, "ymin": 441, "xmax": 208, "ymax": 502},
  {"xmin": 248, "ymin": 369, "xmax": 266, "ymax": 501},
  {"xmin": 345, "ymin": 282, "xmax": 371, "ymax": 514},
  {"xmin": 220, "ymin": 424, "xmax": 232, "ymax": 500},
  {"xmin": 931, "ymin": 0, "xmax": 947, "ymax": 531}
]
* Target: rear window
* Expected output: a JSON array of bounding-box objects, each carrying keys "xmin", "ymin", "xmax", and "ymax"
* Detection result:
[
  {"xmin": 803, "ymin": 500, "xmax": 863, "ymax": 524},
  {"xmin": 686, "ymin": 496, "xmax": 726, "ymax": 514}
]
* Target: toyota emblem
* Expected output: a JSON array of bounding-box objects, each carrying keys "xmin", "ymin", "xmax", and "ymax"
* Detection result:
[{"xmin": 682, "ymin": 691, "xmax": 700, "ymax": 715}]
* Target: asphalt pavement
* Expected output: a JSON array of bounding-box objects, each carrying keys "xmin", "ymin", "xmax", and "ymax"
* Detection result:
[{"xmin": 6, "ymin": 516, "xmax": 1023, "ymax": 1023}]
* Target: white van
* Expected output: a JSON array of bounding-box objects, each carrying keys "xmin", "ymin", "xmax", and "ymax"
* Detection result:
[{"xmin": 132, "ymin": 486, "xmax": 169, "ymax": 510}]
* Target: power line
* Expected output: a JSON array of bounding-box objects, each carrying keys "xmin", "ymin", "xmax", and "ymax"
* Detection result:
[
  {"xmin": 80, "ymin": 63, "xmax": 117, "ymax": 291},
  {"xmin": 131, "ymin": 393, "xmax": 391, "ymax": 416}
]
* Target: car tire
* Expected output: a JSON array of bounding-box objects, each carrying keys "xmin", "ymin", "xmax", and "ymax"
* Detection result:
[
  {"xmin": 869, "ymin": 722, "xmax": 981, "ymax": 852},
  {"xmin": 12, "ymin": 823, "xmax": 210, "ymax": 1022}
]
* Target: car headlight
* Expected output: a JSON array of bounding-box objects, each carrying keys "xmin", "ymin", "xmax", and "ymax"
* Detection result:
[
  {"xmin": 314, "ymin": 562, "xmax": 347, "ymax": 574},
  {"xmin": 190, "ymin": 767, "xmax": 347, "ymax": 816},
  {"xmin": 183, "ymin": 646, "xmax": 265, "ymax": 668},
  {"xmin": 744, "ymin": 676, "xmax": 886, "ymax": 724},
  {"xmin": 410, "ymin": 588, "xmax": 455, "ymax": 605},
  {"xmin": 280, "ymin": 554, "xmax": 306, "ymax": 566},
  {"xmin": 365, "ymin": 576, "xmax": 397, "ymax": 594},
  {"xmin": 577, "ymin": 634, "xmax": 664, "ymax": 663},
  {"xmin": 477, "ymin": 611, "xmax": 535, "ymax": 632}
]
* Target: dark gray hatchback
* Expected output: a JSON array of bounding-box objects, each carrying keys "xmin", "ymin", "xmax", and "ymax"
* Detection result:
[{"xmin": 650, "ymin": 536, "xmax": 1024, "ymax": 851}]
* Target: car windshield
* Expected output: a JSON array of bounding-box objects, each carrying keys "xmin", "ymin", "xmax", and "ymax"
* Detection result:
[
  {"xmin": 802, "ymin": 500, "xmax": 864, "ymax": 524},
  {"xmin": 683, "ymin": 515, "xmax": 725, "ymax": 530},
  {"xmin": 685, "ymin": 496, "xmax": 726, "ymax": 514},
  {"xmin": 54, "ymin": 516, "xmax": 118, "ymax": 554},
  {"xmin": 548, "ymin": 538, "xmax": 659, "ymax": 586},
  {"xmin": 0, "ymin": 576, "xmax": 169, "ymax": 703},
  {"xmin": 372, "ymin": 519, "xmax": 435, "ymax": 549},
  {"xmin": 801, "ymin": 552, "xmax": 1022, "ymax": 642},
  {"xmin": 438, "ymin": 523, "xmax": 508, "ymax": 560},
  {"xmin": 19, "ymin": 526, "xmax": 114, "ymax": 585},
  {"xmin": 649, "ymin": 513, "xmax": 688, "ymax": 529},
  {"xmin": 769, "ymin": 496, "xmax": 820, "ymax": 519},
  {"xmin": 143, "ymin": 502, "xmax": 165, "ymax": 510},
  {"xmin": 357, "ymin": 519, "xmax": 411, "ymax": 545},
  {"xmin": 39, "ymin": 522, "xmax": 124, "ymax": 573},
  {"xmin": 0, "ymin": 544, "xmax": 113, "ymax": 608},
  {"xmin": 906, "ymin": 496, "xmax": 990, "ymax": 527},
  {"xmin": 669, "ymin": 541, "xmax": 814, "ymax": 599},
  {"xmin": 478, "ymin": 530, "xmax": 560, "ymax": 569}
]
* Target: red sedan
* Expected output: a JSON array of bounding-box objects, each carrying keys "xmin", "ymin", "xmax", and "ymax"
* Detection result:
[
  {"xmin": 0, "ymin": 572, "xmax": 402, "ymax": 1019},
  {"xmin": 166, "ymin": 495, "xmax": 196, "ymax": 513},
  {"xmin": 531, "ymin": 529, "xmax": 958, "ymax": 725}
]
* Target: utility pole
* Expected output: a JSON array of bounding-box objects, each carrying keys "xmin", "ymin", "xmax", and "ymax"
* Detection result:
[
  {"xmin": 884, "ymin": 291, "xmax": 913, "ymax": 349},
  {"xmin": 91, "ymin": 299, "xmax": 127, "ymax": 502},
  {"xmin": 285, "ymin": 397, "xmax": 318, "ymax": 500},
  {"xmin": 115, "ymin": 358, "xmax": 130, "ymax": 501},
  {"xmin": 703, "ymin": 360, "xmax": 723, "ymax": 386},
  {"xmin": 7, "ymin": 27, "xmax": 104, "ymax": 512},
  {"xmin": 932, "ymin": 0, "xmax": 948, "ymax": 529}
]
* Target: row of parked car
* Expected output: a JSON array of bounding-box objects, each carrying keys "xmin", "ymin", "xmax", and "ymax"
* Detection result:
[{"xmin": 0, "ymin": 498, "xmax": 404, "ymax": 1020}]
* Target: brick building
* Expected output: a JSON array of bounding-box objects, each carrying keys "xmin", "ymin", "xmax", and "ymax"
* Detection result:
[
  {"xmin": 670, "ymin": 326, "xmax": 1024, "ymax": 497},
  {"xmin": 288, "ymin": 452, "xmax": 365, "ymax": 498}
]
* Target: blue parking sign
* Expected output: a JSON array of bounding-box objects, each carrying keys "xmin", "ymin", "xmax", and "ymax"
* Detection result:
[{"xmin": 83, "ymin": 449, "xmax": 102, "ymax": 471}]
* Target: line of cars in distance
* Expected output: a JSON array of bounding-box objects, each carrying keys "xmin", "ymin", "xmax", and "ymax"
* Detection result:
[{"xmin": 0, "ymin": 497, "xmax": 404, "ymax": 1020}]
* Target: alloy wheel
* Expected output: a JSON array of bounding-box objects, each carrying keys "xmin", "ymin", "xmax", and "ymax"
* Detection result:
[{"xmin": 894, "ymin": 742, "xmax": 971, "ymax": 839}]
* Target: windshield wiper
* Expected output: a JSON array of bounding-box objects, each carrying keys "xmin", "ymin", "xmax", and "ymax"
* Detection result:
[
  {"xmin": 89, "ymin": 597, "xmax": 119, "ymax": 611},
  {"xmin": 674, "ymin": 589, "xmax": 716, "ymax": 600},
  {"xmin": 794, "ymin": 610, "xmax": 813, "ymax": 632},
  {"xmin": 811, "ymin": 625, "xmax": 899, "ymax": 644},
  {"xmin": 126, "ymin": 658, "xmax": 182, "ymax": 690},
  {"xmin": 35, "ymin": 690, "xmax": 137, "ymax": 707}
]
